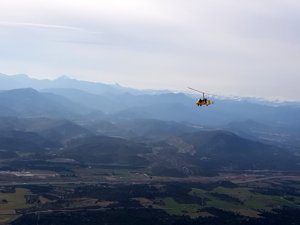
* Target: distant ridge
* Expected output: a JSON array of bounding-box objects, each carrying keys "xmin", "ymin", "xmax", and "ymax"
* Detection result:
[{"xmin": 0, "ymin": 73, "xmax": 167, "ymax": 95}]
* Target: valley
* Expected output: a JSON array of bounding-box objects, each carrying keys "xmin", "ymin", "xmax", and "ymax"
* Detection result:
[{"xmin": 0, "ymin": 173, "xmax": 299, "ymax": 225}]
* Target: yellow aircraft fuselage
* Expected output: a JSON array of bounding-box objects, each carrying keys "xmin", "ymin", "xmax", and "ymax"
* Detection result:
[{"xmin": 196, "ymin": 99, "xmax": 213, "ymax": 106}]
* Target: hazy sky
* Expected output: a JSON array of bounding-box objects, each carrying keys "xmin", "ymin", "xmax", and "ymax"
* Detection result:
[{"xmin": 0, "ymin": 0, "xmax": 299, "ymax": 100}]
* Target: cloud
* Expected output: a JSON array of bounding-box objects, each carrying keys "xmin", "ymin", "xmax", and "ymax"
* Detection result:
[{"xmin": 0, "ymin": 22, "xmax": 84, "ymax": 32}]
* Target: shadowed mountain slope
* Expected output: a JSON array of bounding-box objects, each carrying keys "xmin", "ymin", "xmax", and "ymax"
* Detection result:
[
  {"xmin": 0, "ymin": 88, "xmax": 92, "ymax": 118},
  {"xmin": 174, "ymin": 130, "xmax": 299, "ymax": 171},
  {"xmin": 63, "ymin": 136, "xmax": 150, "ymax": 166}
]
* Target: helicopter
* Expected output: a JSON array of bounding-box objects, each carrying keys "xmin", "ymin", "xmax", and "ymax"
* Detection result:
[{"xmin": 188, "ymin": 87, "xmax": 214, "ymax": 106}]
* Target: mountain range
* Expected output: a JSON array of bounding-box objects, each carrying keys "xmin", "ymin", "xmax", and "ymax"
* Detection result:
[
  {"xmin": 0, "ymin": 73, "xmax": 299, "ymax": 174},
  {"xmin": 0, "ymin": 73, "xmax": 299, "ymax": 147}
]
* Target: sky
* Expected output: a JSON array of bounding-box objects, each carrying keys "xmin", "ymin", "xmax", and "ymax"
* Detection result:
[{"xmin": 0, "ymin": 0, "xmax": 299, "ymax": 100}]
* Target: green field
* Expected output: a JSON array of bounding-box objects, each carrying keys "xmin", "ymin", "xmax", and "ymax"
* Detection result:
[
  {"xmin": 0, "ymin": 188, "xmax": 32, "ymax": 224},
  {"xmin": 211, "ymin": 187, "xmax": 299, "ymax": 210},
  {"xmin": 159, "ymin": 186, "xmax": 300, "ymax": 218},
  {"xmin": 0, "ymin": 188, "xmax": 32, "ymax": 211},
  {"xmin": 161, "ymin": 197, "xmax": 200, "ymax": 216}
]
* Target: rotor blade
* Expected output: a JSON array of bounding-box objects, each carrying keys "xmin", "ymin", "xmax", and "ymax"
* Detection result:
[
  {"xmin": 188, "ymin": 87, "xmax": 205, "ymax": 94},
  {"xmin": 188, "ymin": 87, "xmax": 218, "ymax": 97}
]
